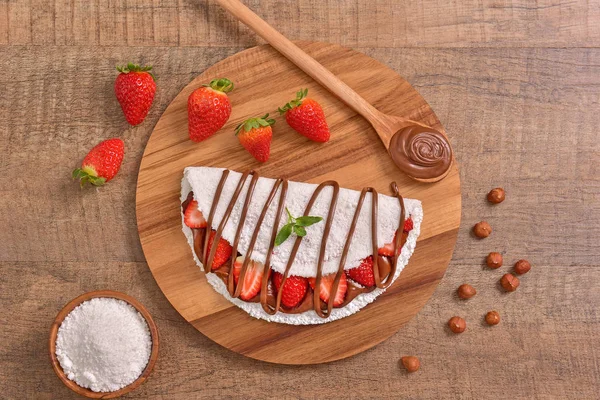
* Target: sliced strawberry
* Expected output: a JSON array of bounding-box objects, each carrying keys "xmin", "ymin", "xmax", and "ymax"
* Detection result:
[
  {"xmin": 206, "ymin": 230, "xmax": 232, "ymax": 270},
  {"xmin": 273, "ymin": 272, "xmax": 308, "ymax": 308},
  {"xmin": 308, "ymin": 272, "xmax": 348, "ymax": 307},
  {"xmin": 233, "ymin": 256, "xmax": 264, "ymax": 300},
  {"xmin": 378, "ymin": 231, "xmax": 397, "ymax": 257},
  {"xmin": 183, "ymin": 200, "xmax": 207, "ymax": 228},
  {"xmin": 379, "ymin": 218, "xmax": 413, "ymax": 255},
  {"xmin": 403, "ymin": 217, "xmax": 414, "ymax": 233},
  {"xmin": 347, "ymin": 256, "xmax": 376, "ymax": 287}
]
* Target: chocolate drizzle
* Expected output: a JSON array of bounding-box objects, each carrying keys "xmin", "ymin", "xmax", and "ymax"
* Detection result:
[
  {"xmin": 187, "ymin": 169, "xmax": 408, "ymax": 318},
  {"xmin": 389, "ymin": 125, "xmax": 452, "ymax": 180}
]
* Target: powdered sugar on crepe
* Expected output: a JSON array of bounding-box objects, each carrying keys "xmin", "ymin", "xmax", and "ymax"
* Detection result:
[
  {"xmin": 206, "ymin": 209, "xmax": 421, "ymax": 325},
  {"xmin": 182, "ymin": 167, "xmax": 421, "ymax": 277}
]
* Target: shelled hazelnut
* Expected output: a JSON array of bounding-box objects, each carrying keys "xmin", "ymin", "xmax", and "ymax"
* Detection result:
[
  {"xmin": 486, "ymin": 252, "xmax": 503, "ymax": 269},
  {"xmin": 457, "ymin": 284, "xmax": 477, "ymax": 299},
  {"xmin": 514, "ymin": 259, "xmax": 531, "ymax": 275},
  {"xmin": 448, "ymin": 316, "xmax": 466, "ymax": 333},
  {"xmin": 400, "ymin": 356, "xmax": 420, "ymax": 373},
  {"xmin": 500, "ymin": 273, "xmax": 520, "ymax": 292},
  {"xmin": 473, "ymin": 221, "xmax": 492, "ymax": 238},
  {"xmin": 487, "ymin": 188, "xmax": 506, "ymax": 204},
  {"xmin": 485, "ymin": 311, "xmax": 501, "ymax": 326}
]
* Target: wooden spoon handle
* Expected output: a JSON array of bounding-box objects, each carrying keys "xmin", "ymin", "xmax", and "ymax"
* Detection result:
[{"xmin": 215, "ymin": 0, "xmax": 387, "ymax": 127}]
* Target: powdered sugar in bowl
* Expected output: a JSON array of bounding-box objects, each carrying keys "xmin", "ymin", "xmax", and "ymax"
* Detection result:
[{"xmin": 49, "ymin": 290, "xmax": 159, "ymax": 399}]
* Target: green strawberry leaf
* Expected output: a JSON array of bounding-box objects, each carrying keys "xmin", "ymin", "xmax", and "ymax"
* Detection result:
[
  {"xmin": 293, "ymin": 225, "xmax": 307, "ymax": 237},
  {"xmin": 278, "ymin": 88, "xmax": 308, "ymax": 114},
  {"xmin": 207, "ymin": 78, "xmax": 234, "ymax": 93},
  {"xmin": 116, "ymin": 63, "xmax": 155, "ymax": 80},
  {"xmin": 90, "ymin": 176, "xmax": 106, "ymax": 186},
  {"xmin": 275, "ymin": 223, "xmax": 294, "ymax": 246},
  {"xmin": 235, "ymin": 114, "xmax": 275, "ymax": 135},
  {"xmin": 295, "ymin": 216, "xmax": 323, "ymax": 227}
]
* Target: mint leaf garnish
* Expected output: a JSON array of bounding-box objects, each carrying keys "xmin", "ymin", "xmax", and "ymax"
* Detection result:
[
  {"xmin": 293, "ymin": 225, "xmax": 307, "ymax": 237},
  {"xmin": 274, "ymin": 208, "xmax": 322, "ymax": 246},
  {"xmin": 275, "ymin": 223, "xmax": 293, "ymax": 246},
  {"xmin": 295, "ymin": 216, "xmax": 323, "ymax": 227}
]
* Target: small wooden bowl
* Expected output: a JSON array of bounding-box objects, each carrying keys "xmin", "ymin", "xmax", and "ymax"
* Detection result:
[{"xmin": 49, "ymin": 290, "xmax": 159, "ymax": 399}]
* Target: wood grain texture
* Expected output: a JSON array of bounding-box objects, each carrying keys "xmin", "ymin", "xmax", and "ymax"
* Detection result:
[
  {"xmin": 2, "ymin": 0, "xmax": 600, "ymax": 47},
  {"xmin": 0, "ymin": 0, "xmax": 599, "ymax": 396},
  {"xmin": 216, "ymin": 0, "xmax": 455, "ymax": 183},
  {"xmin": 136, "ymin": 41, "xmax": 461, "ymax": 364}
]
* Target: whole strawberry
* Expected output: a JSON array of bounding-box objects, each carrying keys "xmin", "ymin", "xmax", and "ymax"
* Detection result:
[
  {"xmin": 115, "ymin": 63, "xmax": 156, "ymax": 126},
  {"xmin": 188, "ymin": 78, "xmax": 234, "ymax": 142},
  {"xmin": 235, "ymin": 114, "xmax": 275, "ymax": 163},
  {"xmin": 278, "ymin": 88, "xmax": 330, "ymax": 142},
  {"xmin": 72, "ymin": 138, "xmax": 124, "ymax": 187}
]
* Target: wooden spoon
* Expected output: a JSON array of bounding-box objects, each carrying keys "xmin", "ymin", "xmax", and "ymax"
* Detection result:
[{"xmin": 215, "ymin": 0, "xmax": 453, "ymax": 182}]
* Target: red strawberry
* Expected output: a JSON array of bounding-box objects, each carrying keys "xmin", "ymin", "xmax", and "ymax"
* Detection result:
[
  {"xmin": 183, "ymin": 200, "xmax": 207, "ymax": 228},
  {"xmin": 278, "ymin": 89, "xmax": 330, "ymax": 142},
  {"xmin": 188, "ymin": 78, "xmax": 234, "ymax": 142},
  {"xmin": 379, "ymin": 218, "xmax": 413, "ymax": 255},
  {"xmin": 235, "ymin": 114, "xmax": 275, "ymax": 163},
  {"xmin": 114, "ymin": 63, "xmax": 156, "ymax": 126},
  {"xmin": 378, "ymin": 232, "xmax": 397, "ymax": 257},
  {"xmin": 233, "ymin": 256, "xmax": 264, "ymax": 300},
  {"xmin": 206, "ymin": 230, "xmax": 232, "ymax": 270},
  {"xmin": 404, "ymin": 217, "xmax": 414, "ymax": 233},
  {"xmin": 273, "ymin": 272, "xmax": 308, "ymax": 308},
  {"xmin": 347, "ymin": 256, "xmax": 376, "ymax": 287},
  {"xmin": 308, "ymin": 272, "xmax": 347, "ymax": 307},
  {"xmin": 72, "ymin": 138, "xmax": 124, "ymax": 187}
]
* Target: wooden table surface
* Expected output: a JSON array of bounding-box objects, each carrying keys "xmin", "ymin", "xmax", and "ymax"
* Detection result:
[{"xmin": 1, "ymin": 1, "xmax": 599, "ymax": 399}]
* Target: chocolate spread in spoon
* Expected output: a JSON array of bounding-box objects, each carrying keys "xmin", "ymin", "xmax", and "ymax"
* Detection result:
[
  {"xmin": 186, "ymin": 170, "xmax": 408, "ymax": 318},
  {"xmin": 389, "ymin": 125, "xmax": 452, "ymax": 180}
]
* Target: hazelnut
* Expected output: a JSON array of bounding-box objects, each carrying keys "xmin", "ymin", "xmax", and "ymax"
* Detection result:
[
  {"xmin": 473, "ymin": 221, "xmax": 492, "ymax": 238},
  {"xmin": 400, "ymin": 356, "xmax": 420, "ymax": 373},
  {"xmin": 486, "ymin": 252, "xmax": 503, "ymax": 269},
  {"xmin": 448, "ymin": 316, "xmax": 466, "ymax": 333},
  {"xmin": 457, "ymin": 284, "xmax": 477, "ymax": 299},
  {"xmin": 485, "ymin": 311, "xmax": 500, "ymax": 326},
  {"xmin": 500, "ymin": 273, "xmax": 520, "ymax": 292},
  {"xmin": 487, "ymin": 188, "xmax": 506, "ymax": 204},
  {"xmin": 514, "ymin": 259, "xmax": 531, "ymax": 275}
]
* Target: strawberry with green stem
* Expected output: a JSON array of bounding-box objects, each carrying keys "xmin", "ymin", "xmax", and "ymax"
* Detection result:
[
  {"xmin": 115, "ymin": 63, "xmax": 156, "ymax": 126},
  {"xmin": 275, "ymin": 207, "xmax": 323, "ymax": 246},
  {"xmin": 72, "ymin": 138, "xmax": 124, "ymax": 187},
  {"xmin": 188, "ymin": 78, "xmax": 234, "ymax": 142},
  {"xmin": 235, "ymin": 114, "xmax": 275, "ymax": 163},
  {"xmin": 278, "ymin": 88, "xmax": 330, "ymax": 142}
]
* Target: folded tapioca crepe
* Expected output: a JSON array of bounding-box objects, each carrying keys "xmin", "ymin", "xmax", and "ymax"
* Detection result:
[{"xmin": 181, "ymin": 167, "xmax": 423, "ymax": 325}]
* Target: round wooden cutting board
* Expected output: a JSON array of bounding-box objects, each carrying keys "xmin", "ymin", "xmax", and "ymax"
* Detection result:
[{"xmin": 136, "ymin": 41, "xmax": 461, "ymax": 365}]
